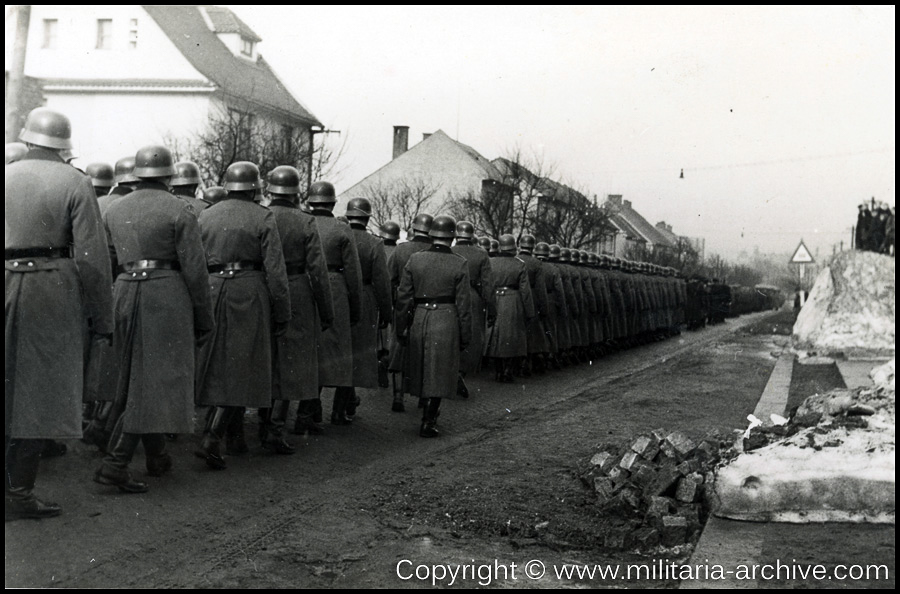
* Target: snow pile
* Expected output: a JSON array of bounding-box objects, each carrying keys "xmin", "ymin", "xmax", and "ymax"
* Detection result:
[
  {"xmin": 792, "ymin": 250, "xmax": 895, "ymax": 355},
  {"xmin": 711, "ymin": 359, "xmax": 895, "ymax": 524}
]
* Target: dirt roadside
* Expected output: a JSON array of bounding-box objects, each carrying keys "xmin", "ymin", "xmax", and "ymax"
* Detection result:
[{"xmin": 10, "ymin": 311, "xmax": 881, "ymax": 589}]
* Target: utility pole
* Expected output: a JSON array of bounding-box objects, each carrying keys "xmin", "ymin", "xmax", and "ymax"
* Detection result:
[{"xmin": 6, "ymin": 5, "xmax": 31, "ymax": 143}]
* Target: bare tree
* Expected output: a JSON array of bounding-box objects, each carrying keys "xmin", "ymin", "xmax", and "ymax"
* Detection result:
[
  {"xmin": 356, "ymin": 175, "xmax": 443, "ymax": 231},
  {"xmin": 531, "ymin": 182, "xmax": 616, "ymax": 249},
  {"xmin": 164, "ymin": 94, "xmax": 345, "ymax": 193},
  {"xmin": 626, "ymin": 236, "xmax": 702, "ymax": 273}
]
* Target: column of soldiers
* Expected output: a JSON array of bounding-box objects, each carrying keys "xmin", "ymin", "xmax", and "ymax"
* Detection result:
[
  {"xmin": 7, "ymin": 106, "xmax": 701, "ymax": 523},
  {"xmin": 855, "ymin": 198, "xmax": 895, "ymax": 256}
]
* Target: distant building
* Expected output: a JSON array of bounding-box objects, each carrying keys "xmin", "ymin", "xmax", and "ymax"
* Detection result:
[
  {"xmin": 338, "ymin": 127, "xmax": 510, "ymax": 232},
  {"xmin": 5, "ymin": 5, "xmax": 321, "ymax": 186},
  {"xmin": 602, "ymin": 195, "xmax": 678, "ymax": 257}
]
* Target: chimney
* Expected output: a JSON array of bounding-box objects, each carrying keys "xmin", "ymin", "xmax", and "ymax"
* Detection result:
[
  {"xmin": 667, "ymin": 224, "xmax": 673, "ymax": 233},
  {"xmin": 607, "ymin": 194, "xmax": 622, "ymax": 206},
  {"xmin": 392, "ymin": 126, "xmax": 409, "ymax": 160},
  {"xmin": 656, "ymin": 221, "xmax": 667, "ymax": 230},
  {"xmin": 422, "ymin": 132, "xmax": 432, "ymax": 141},
  {"xmin": 624, "ymin": 199, "xmax": 632, "ymax": 209}
]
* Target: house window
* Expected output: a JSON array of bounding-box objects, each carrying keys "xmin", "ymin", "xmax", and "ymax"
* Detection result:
[
  {"xmin": 129, "ymin": 18, "xmax": 138, "ymax": 49},
  {"xmin": 240, "ymin": 37, "xmax": 255, "ymax": 57},
  {"xmin": 96, "ymin": 19, "xmax": 113, "ymax": 50},
  {"xmin": 228, "ymin": 109, "xmax": 254, "ymax": 155},
  {"xmin": 42, "ymin": 19, "xmax": 58, "ymax": 49}
]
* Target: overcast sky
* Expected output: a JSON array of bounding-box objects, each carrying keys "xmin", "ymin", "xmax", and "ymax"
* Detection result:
[{"xmin": 239, "ymin": 7, "xmax": 893, "ymax": 258}]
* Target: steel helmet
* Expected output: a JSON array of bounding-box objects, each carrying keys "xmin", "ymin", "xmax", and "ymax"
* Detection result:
[
  {"xmin": 549, "ymin": 244, "xmax": 562, "ymax": 260},
  {"xmin": 307, "ymin": 180, "xmax": 336, "ymax": 204},
  {"xmin": 266, "ymin": 165, "xmax": 301, "ymax": 195},
  {"xmin": 488, "ymin": 239, "xmax": 500, "ymax": 254},
  {"xmin": 171, "ymin": 161, "xmax": 202, "ymax": 186},
  {"xmin": 477, "ymin": 237, "xmax": 491, "ymax": 251},
  {"xmin": 588, "ymin": 252, "xmax": 598, "ymax": 266},
  {"xmin": 133, "ymin": 145, "xmax": 176, "ymax": 178},
  {"xmin": 456, "ymin": 221, "xmax": 475, "ymax": 240},
  {"xmin": 203, "ymin": 186, "xmax": 227, "ymax": 204},
  {"xmin": 534, "ymin": 242, "xmax": 550, "ymax": 258},
  {"xmin": 114, "ymin": 156, "xmax": 139, "ymax": 184},
  {"xmin": 85, "ymin": 162, "xmax": 115, "ymax": 188},
  {"xmin": 5, "ymin": 142, "xmax": 28, "ymax": 165},
  {"xmin": 346, "ymin": 197, "xmax": 373, "ymax": 217},
  {"xmin": 559, "ymin": 248, "xmax": 571, "ymax": 263},
  {"xmin": 19, "ymin": 107, "xmax": 73, "ymax": 150},
  {"xmin": 519, "ymin": 234, "xmax": 536, "ymax": 252},
  {"xmin": 411, "ymin": 213, "xmax": 434, "ymax": 234},
  {"xmin": 429, "ymin": 214, "xmax": 457, "ymax": 239},
  {"xmin": 380, "ymin": 221, "xmax": 401, "ymax": 241},
  {"xmin": 223, "ymin": 161, "xmax": 263, "ymax": 192},
  {"xmin": 499, "ymin": 234, "xmax": 517, "ymax": 253}
]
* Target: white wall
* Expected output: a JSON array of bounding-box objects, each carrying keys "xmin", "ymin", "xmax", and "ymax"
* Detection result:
[
  {"xmin": 10, "ymin": 6, "xmax": 207, "ymax": 81},
  {"xmin": 50, "ymin": 92, "xmax": 212, "ymax": 168}
]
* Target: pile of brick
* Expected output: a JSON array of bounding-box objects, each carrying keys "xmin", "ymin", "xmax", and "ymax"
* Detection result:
[{"xmin": 580, "ymin": 429, "xmax": 733, "ymax": 551}]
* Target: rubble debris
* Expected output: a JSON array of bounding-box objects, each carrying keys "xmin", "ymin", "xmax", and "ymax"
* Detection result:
[{"xmin": 580, "ymin": 429, "xmax": 732, "ymax": 552}]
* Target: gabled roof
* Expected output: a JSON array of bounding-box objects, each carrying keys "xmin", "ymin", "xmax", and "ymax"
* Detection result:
[
  {"xmin": 450, "ymin": 136, "xmax": 503, "ymax": 180},
  {"xmin": 201, "ymin": 5, "xmax": 262, "ymax": 42},
  {"xmin": 654, "ymin": 222, "xmax": 680, "ymax": 246},
  {"xmin": 606, "ymin": 199, "xmax": 677, "ymax": 248},
  {"xmin": 142, "ymin": 5, "xmax": 320, "ymax": 127}
]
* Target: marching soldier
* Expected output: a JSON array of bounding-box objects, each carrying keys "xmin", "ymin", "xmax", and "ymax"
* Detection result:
[
  {"xmin": 265, "ymin": 166, "xmax": 334, "ymax": 453},
  {"xmin": 378, "ymin": 221, "xmax": 402, "ymax": 388},
  {"xmin": 203, "ymin": 186, "xmax": 227, "ymax": 205},
  {"xmin": 517, "ymin": 235, "xmax": 550, "ymax": 374},
  {"xmin": 381, "ymin": 221, "xmax": 401, "ymax": 261},
  {"xmin": 98, "ymin": 156, "xmax": 139, "ymax": 216},
  {"xmin": 94, "ymin": 146, "xmax": 213, "ymax": 492},
  {"xmin": 488, "ymin": 238, "xmax": 500, "ymax": 257},
  {"xmin": 535, "ymin": 243, "xmax": 568, "ymax": 369},
  {"xmin": 387, "ymin": 213, "xmax": 433, "ymax": 412},
  {"xmin": 301, "ymin": 182, "xmax": 363, "ymax": 431},
  {"xmin": 485, "ymin": 234, "xmax": 534, "ymax": 382},
  {"xmin": 170, "ymin": 161, "xmax": 210, "ymax": 217},
  {"xmin": 195, "ymin": 162, "xmax": 291, "ymax": 469},
  {"xmin": 452, "ymin": 221, "xmax": 496, "ymax": 394},
  {"xmin": 85, "ymin": 163, "xmax": 115, "ymax": 197},
  {"xmin": 345, "ymin": 198, "xmax": 393, "ymax": 421},
  {"xmin": 395, "ymin": 215, "xmax": 472, "ymax": 437},
  {"xmin": 6, "ymin": 107, "xmax": 114, "ymax": 519}
]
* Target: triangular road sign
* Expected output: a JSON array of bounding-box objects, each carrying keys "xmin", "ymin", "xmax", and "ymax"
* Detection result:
[{"xmin": 790, "ymin": 240, "xmax": 815, "ymax": 264}]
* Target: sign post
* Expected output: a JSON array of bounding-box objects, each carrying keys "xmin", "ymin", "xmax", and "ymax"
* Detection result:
[{"xmin": 789, "ymin": 239, "xmax": 815, "ymax": 307}]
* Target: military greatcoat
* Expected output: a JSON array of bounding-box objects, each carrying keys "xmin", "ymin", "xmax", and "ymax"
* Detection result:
[
  {"xmin": 485, "ymin": 254, "xmax": 534, "ymax": 358},
  {"xmin": 350, "ymin": 224, "xmax": 392, "ymax": 388},
  {"xmin": 6, "ymin": 148, "xmax": 114, "ymax": 438},
  {"xmin": 387, "ymin": 237, "xmax": 432, "ymax": 374},
  {"xmin": 518, "ymin": 252, "xmax": 550, "ymax": 355},
  {"xmin": 104, "ymin": 181, "xmax": 214, "ymax": 433},
  {"xmin": 451, "ymin": 242, "xmax": 495, "ymax": 373},
  {"xmin": 395, "ymin": 245, "xmax": 472, "ymax": 400},
  {"xmin": 269, "ymin": 199, "xmax": 335, "ymax": 401},
  {"xmin": 311, "ymin": 210, "xmax": 363, "ymax": 387},
  {"xmin": 197, "ymin": 197, "xmax": 291, "ymax": 408}
]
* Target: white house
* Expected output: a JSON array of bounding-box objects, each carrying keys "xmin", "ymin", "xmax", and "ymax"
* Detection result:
[{"xmin": 5, "ymin": 5, "xmax": 321, "ymax": 184}]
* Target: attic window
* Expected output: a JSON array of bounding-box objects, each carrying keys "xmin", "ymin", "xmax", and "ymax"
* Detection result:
[
  {"xmin": 42, "ymin": 19, "xmax": 58, "ymax": 49},
  {"xmin": 96, "ymin": 19, "xmax": 113, "ymax": 50},
  {"xmin": 240, "ymin": 37, "xmax": 255, "ymax": 57}
]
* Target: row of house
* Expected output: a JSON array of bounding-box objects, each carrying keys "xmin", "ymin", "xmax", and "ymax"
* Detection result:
[
  {"xmin": 339, "ymin": 125, "xmax": 704, "ymax": 259},
  {"xmin": 6, "ymin": 5, "xmax": 703, "ymax": 260}
]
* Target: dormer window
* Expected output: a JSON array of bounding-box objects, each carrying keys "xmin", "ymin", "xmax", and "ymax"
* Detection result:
[{"xmin": 240, "ymin": 37, "xmax": 255, "ymax": 57}]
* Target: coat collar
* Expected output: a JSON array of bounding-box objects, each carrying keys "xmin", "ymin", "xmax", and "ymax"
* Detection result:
[
  {"xmin": 428, "ymin": 243, "xmax": 453, "ymax": 253},
  {"xmin": 269, "ymin": 198, "xmax": 298, "ymax": 209},
  {"xmin": 20, "ymin": 147, "xmax": 65, "ymax": 163}
]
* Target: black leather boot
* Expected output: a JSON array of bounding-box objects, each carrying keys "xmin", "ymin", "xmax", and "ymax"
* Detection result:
[
  {"xmin": 94, "ymin": 423, "xmax": 149, "ymax": 493},
  {"xmin": 225, "ymin": 407, "xmax": 249, "ymax": 455},
  {"xmin": 262, "ymin": 400, "xmax": 295, "ymax": 455},
  {"xmin": 143, "ymin": 434, "xmax": 172, "ymax": 477},
  {"xmin": 456, "ymin": 374, "xmax": 469, "ymax": 398},
  {"xmin": 331, "ymin": 388, "xmax": 352, "ymax": 425},
  {"xmin": 391, "ymin": 374, "xmax": 405, "ymax": 412},
  {"xmin": 419, "ymin": 398, "xmax": 441, "ymax": 438},
  {"xmin": 195, "ymin": 406, "xmax": 231, "ymax": 470},
  {"xmin": 6, "ymin": 438, "xmax": 61, "ymax": 521},
  {"xmin": 343, "ymin": 388, "xmax": 361, "ymax": 422},
  {"xmin": 294, "ymin": 399, "xmax": 325, "ymax": 435}
]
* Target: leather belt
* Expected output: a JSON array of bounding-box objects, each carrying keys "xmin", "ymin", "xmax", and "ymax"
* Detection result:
[
  {"xmin": 327, "ymin": 265, "xmax": 344, "ymax": 273},
  {"xmin": 496, "ymin": 285, "xmax": 517, "ymax": 291},
  {"xmin": 123, "ymin": 259, "xmax": 180, "ymax": 272},
  {"xmin": 208, "ymin": 261, "xmax": 263, "ymax": 273},
  {"xmin": 6, "ymin": 246, "xmax": 71, "ymax": 259},
  {"xmin": 414, "ymin": 296, "xmax": 455, "ymax": 304},
  {"xmin": 285, "ymin": 263, "xmax": 306, "ymax": 275}
]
